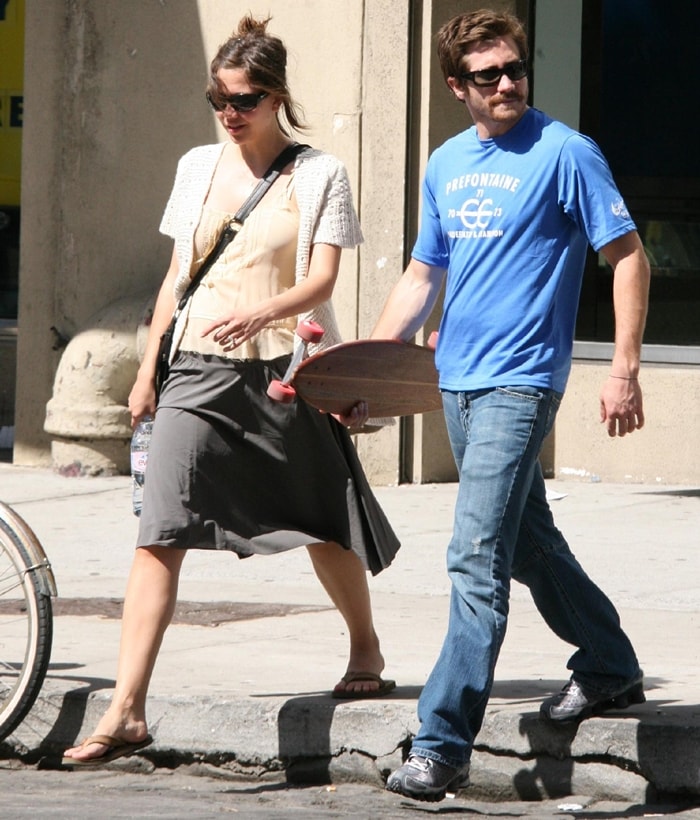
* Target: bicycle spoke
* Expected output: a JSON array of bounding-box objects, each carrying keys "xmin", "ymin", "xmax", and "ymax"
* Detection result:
[{"xmin": 0, "ymin": 503, "xmax": 54, "ymax": 741}]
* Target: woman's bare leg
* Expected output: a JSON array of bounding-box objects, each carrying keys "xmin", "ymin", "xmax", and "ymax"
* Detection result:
[
  {"xmin": 306, "ymin": 542, "xmax": 388, "ymax": 695},
  {"xmin": 63, "ymin": 545, "xmax": 186, "ymax": 761}
]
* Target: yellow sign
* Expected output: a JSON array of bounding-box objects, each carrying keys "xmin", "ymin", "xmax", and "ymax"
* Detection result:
[{"xmin": 0, "ymin": 0, "xmax": 24, "ymax": 205}]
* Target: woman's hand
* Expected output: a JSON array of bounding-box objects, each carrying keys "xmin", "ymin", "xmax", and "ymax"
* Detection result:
[
  {"xmin": 128, "ymin": 244, "xmax": 179, "ymax": 428},
  {"xmin": 201, "ymin": 306, "xmax": 270, "ymax": 352},
  {"xmin": 128, "ymin": 374, "xmax": 157, "ymax": 428}
]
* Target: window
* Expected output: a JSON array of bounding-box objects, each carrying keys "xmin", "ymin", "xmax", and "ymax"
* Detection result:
[
  {"xmin": 0, "ymin": 0, "xmax": 23, "ymax": 323},
  {"xmin": 576, "ymin": 0, "xmax": 700, "ymax": 349},
  {"xmin": 0, "ymin": 206, "xmax": 19, "ymax": 319}
]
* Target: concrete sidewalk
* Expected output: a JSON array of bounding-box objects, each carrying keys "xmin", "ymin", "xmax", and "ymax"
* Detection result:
[{"xmin": 1, "ymin": 462, "xmax": 698, "ymax": 802}]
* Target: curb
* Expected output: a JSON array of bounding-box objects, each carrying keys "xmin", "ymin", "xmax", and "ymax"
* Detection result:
[{"xmin": 4, "ymin": 686, "xmax": 699, "ymax": 803}]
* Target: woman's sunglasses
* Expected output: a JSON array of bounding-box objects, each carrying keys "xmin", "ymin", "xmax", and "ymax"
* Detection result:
[{"xmin": 205, "ymin": 91, "xmax": 269, "ymax": 113}]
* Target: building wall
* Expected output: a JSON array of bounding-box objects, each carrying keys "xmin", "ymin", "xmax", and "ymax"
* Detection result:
[
  {"xmin": 16, "ymin": 0, "xmax": 215, "ymax": 464},
  {"xmin": 554, "ymin": 364, "xmax": 700, "ymax": 485},
  {"xmin": 15, "ymin": 0, "xmax": 409, "ymax": 471},
  {"xmin": 12, "ymin": 0, "xmax": 700, "ymax": 485}
]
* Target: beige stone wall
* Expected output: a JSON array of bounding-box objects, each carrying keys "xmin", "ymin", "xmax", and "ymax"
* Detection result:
[
  {"xmin": 554, "ymin": 364, "xmax": 700, "ymax": 485},
  {"xmin": 13, "ymin": 0, "xmax": 377, "ymax": 468},
  {"xmin": 16, "ymin": 0, "xmax": 217, "ymax": 465},
  {"xmin": 13, "ymin": 0, "xmax": 422, "ymax": 477}
]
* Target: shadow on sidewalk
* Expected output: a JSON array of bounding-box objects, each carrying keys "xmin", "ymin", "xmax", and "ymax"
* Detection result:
[
  {"xmin": 1, "ymin": 664, "xmax": 117, "ymax": 767},
  {"xmin": 277, "ymin": 686, "xmax": 422, "ymax": 784},
  {"xmin": 512, "ymin": 676, "xmax": 700, "ymax": 801}
]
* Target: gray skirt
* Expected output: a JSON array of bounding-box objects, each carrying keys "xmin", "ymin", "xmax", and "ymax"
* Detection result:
[{"xmin": 137, "ymin": 350, "xmax": 400, "ymax": 575}]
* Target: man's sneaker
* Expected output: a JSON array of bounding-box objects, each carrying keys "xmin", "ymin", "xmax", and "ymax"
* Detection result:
[
  {"xmin": 540, "ymin": 673, "xmax": 645, "ymax": 723},
  {"xmin": 385, "ymin": 753, "xmax": 470, "ymax": 802}
]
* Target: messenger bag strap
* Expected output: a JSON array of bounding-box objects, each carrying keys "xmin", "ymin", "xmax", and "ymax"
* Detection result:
[{"xmin": 175, "ymin": 142, "xmax": 310, "ymax": 311}]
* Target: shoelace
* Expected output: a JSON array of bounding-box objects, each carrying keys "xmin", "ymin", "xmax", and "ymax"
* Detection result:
[{"xmin": 408, "ymin": 755, "xmax": 433, "ymax": 772}]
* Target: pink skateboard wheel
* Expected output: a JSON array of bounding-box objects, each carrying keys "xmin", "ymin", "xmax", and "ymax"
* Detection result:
[
  {"xmin": 267, "ymin": 379, "xmax": 296, "ymax": 403},
  {"xmin": 296, "ymin": 320, "xmax": 325, "ymax": 344}
]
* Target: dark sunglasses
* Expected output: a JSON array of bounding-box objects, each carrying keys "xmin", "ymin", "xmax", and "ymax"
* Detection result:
[
  {"xmin": 458, "ymin": 59, "xmax": 528, "ymax": 87},
  {"xmin": 205, "ymin": 91, "xmax": 269, "ymax": 113}
]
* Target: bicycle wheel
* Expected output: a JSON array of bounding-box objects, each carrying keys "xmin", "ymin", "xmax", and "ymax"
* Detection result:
[{"xmin": 0, "ymin": 505, "xmax": 54, "ymax": 742}]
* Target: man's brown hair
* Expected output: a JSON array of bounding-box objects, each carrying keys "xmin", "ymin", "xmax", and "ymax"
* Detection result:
[{"xmin": 436, "ymin": 9, "xmax": 528, "ymax": 84}]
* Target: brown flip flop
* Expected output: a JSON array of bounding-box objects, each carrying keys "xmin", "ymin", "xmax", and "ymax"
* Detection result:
[
  {"xmin": 332, "ymin": 671, "xmax": 397, "ymax": 699},
  {"xmin": 61, "ymin": 733, "xmax": 153, "ymax": 768}
]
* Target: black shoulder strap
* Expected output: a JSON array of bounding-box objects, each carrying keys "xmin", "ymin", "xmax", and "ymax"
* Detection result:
[
  {"xmin": 233, "ymin": 142, "xmax": 310, "ymax": 223},
  {"xmin": 176, "ymin": 142, "xmax": 311, "ymax": 309}
]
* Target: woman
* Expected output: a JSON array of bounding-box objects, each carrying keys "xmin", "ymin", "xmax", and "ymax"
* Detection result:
[{"xmin": 63, "ymin": 15, "xmax": 398, "ymax": 767}]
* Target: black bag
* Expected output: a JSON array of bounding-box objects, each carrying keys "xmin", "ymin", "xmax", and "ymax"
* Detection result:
[
  {"xmin": 154, "ymin": 143, "xmax": 308, "ymax": 399},
  {"xmin": 155, "ymin": 316, "xmax": 176, "ymax": 398}
]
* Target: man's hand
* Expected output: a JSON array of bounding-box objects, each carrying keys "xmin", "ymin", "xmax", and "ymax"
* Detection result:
[
  {"xmin": 333, "ymin": 400, "xmax": 369, "ymax": 431},
  {"xmin": 599, "ymin": 376, "xmax": 644, "ymax": 437},
  {"xmin": 599, "ymin": 233, "xmax": 649, "ymax": 439}
]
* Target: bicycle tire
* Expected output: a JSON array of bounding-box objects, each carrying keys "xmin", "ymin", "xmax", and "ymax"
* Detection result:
[{"xmin": 0, "ymin": 511, "xmax": 53, "ymax": 742}]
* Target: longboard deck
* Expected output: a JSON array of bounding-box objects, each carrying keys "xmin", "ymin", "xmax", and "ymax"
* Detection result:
[{"xmin": 292, "ymin": 339, "xmax": 441, "ymax": 417}]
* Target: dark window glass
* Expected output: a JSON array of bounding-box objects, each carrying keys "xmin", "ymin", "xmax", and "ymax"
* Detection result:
[
  {"xmin": 0, "ymin": 206, "xmax": 19, "ymax": 320},
  {"xmin": 576, "ymin": 0, "xmax": 700, "ymax": 346}
]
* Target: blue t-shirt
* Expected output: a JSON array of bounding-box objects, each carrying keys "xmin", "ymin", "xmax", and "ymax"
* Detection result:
[{"xmin": 413, "ymin": 107, "xmax": 636, "ymax": 393}]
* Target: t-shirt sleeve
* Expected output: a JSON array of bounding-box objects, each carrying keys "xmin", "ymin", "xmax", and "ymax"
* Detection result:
[
  {"xmin": 557, "ymin": 133, "xmax": 637, "ymax": 251},
  {"xmin": 411, "ymin": 158, "xmax": 449, "ymax": 268}
]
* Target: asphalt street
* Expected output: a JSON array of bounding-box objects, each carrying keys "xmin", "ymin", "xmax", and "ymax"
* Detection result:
[{"xmin": 3, "ymin": 765, "xmax": 700, "ymax": 819}]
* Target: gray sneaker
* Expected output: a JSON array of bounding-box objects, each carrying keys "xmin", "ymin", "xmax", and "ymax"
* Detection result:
[
  {"xmin": 385, "ymin": 753, "xmax": 470, "ymax": 802},
  {"xmin": 540, "ymin": 673, "xmax": 645, "ymax": 723}
]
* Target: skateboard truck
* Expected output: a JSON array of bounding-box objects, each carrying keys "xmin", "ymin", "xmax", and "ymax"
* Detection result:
[{"xmin": 267, "ymin": 320, "xmax": 325, "ymax": 403}]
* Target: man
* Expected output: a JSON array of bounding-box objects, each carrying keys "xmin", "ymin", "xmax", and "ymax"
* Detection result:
[{"xmin": 374, "ymin": 9, "xmax": 650, "ymax": 803}]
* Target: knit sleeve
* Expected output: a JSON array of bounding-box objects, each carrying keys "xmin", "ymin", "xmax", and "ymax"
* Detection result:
[
  {"xmin": 159, "ymin": 151, "xmax": 192, "ymax": 239},
  {"xmin": 312, "ymin": 158, "xmax": 364, "ymax": 249},
  {"xmin": 295, "ymin": 152, "xmax": 363, "ymax": 251}
]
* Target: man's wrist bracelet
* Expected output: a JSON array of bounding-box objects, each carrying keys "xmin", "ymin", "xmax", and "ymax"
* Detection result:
[{"xmin": 609, "ymin": 374, "xmax": 638, "ymax": 380}]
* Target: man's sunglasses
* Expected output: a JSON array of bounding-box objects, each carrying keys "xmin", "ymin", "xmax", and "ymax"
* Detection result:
[
  {"xmin": 205, "ymin": 91, "xmax": 269, "ymax": 113},
  {"xmin": 458, "ymin": 59, "xmax": 528, "ymax": 87}
]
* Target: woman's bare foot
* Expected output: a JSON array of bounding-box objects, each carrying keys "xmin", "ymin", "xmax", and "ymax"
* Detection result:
[
  {"xmin": 332, "ymin": 644, "xmax": 394, "ymax": 696},
  {"xmin": 63, "ymin": 710, "xmax": 149, "ymax": 763}
]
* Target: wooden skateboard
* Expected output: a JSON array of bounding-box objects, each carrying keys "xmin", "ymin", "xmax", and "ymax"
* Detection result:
[{"xmin": 268, "ymin": 332, "xmax": 440, "ymax": 418}]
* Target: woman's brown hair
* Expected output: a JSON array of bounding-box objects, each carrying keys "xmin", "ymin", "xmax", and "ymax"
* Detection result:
[{"xmin": 207, "ymin": 15, "xmax": 307, "ymax": 135}]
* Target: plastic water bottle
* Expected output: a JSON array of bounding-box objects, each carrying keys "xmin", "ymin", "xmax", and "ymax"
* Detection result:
[{"xmin": 130, "ymin": 416, "xmax": 154, "ymax": 517}]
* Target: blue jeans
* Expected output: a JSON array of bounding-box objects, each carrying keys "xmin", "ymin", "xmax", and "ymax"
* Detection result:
[{"xmin": 412, "ymin": 387, "xmax": 641, "ymax": 769}]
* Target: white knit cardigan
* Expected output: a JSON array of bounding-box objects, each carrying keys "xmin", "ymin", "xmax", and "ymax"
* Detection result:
[{"xmin": 159, "ymin": 142, "xmax": 363, "ymax": 356}]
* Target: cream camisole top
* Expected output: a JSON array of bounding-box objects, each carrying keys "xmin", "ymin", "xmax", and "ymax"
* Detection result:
[{"xmin": 179, "ymin": 175, "xmax": 299, "ymax": 360}]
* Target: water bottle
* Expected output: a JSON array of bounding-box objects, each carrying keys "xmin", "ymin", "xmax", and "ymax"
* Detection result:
[{"xmin": 130, "ymin": 416, "xmax": 154, "ymax": 517}]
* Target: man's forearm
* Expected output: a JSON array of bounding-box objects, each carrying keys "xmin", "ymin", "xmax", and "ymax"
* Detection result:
[
  {"xmin": 610, "ymin": 245, "xmax": 650, "ymax": 377},
  {"xmin": 371, "ymin": 259, "xmax": 445, "ymax": 341}
]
